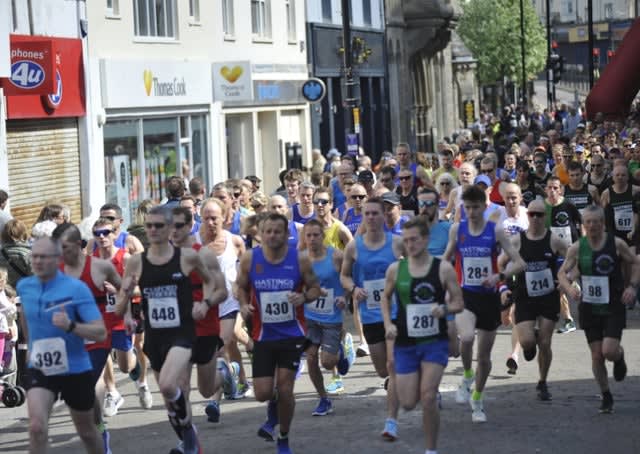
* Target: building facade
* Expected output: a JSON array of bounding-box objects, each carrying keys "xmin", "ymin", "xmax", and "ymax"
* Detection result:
[
  {"xmin": 0, "ymin": 1, "xmax": 311, "ymax": 227},
  {"xmin": 306, "ymin": 0, "xmax": 391, "ymax": 162}
]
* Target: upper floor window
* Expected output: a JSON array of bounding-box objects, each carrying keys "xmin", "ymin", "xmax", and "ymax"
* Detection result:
[
  {"xmin": 107, "ymin": 0, "xmax": 120, "ymax": 15},
  {"xmin": 363, "ymin": 0, "xmax": 372, "ymax": 26},
  {"xmin": 286, "ymin": 0, "xmax": 296, "ymax": 42},
  {"xmin": 133, "ymin": 0, "xmax": 177, "ymax": 38},
  {"xmin": 604, "ymin": 2, "xmax": 613, "ymax": 18},
  {"xmin": 251, "ymin": 0, "xmax": 272, "ymax": 39},
  {"xmin": 222, "ymin": 0, "xmax": 235, "ymax": 36},
  {"xmin": 189, "ymin": 0, "xmax": 200, "ymax": 22},
  {"xmin": 321, "ymin": 0, "xmax": 332, "ymax": 22}
]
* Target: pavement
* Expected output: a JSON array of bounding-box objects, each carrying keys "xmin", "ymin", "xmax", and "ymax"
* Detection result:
[
  {"xmin": 3, "ymin": 308, "xmax": 640, "ymax": 454},
  {"xmin": 532, "ymin": 80, "xmax": 588, "ymax": 110}
]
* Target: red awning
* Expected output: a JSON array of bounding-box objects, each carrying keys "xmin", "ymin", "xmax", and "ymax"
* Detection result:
[{"xmin": 586, "ymin": 18, "xmax": 640, "ymax": 121}]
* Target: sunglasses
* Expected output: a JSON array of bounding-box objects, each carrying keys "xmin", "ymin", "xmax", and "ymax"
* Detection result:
[
  {"xmin": 233, "ymin": 192, "xmax": 242, "ymax": 198},
  {"xmin": 173, "ymin": 222, "xmax": 188, "ymax": 229},
  {"xmin": 380, "ymin": 178, "xmax": 392, "ymax": 183},
  {"xmin": 103, "ymin": 216, "xmax": 117, "ymax": 222},
  {"xmin": 93, "ymin": 229, "xmax": 114, "ymax": 238},
  {"xmin": 145, "ymin": 222, "xmax": 166, "ymax": 229},
  {"xmin": 440, "ymin": 181, "xmax": 451, "ymax": 186},
  {"xmin": 481, "ymin": 169, "xmax": 494, "ymax": 174},
  {"xmin": 351, "ymin": 194, "xmax": 366, "ymax": 200},
  {"xmin": 419, "ymin": 200, "xmax": 437, "ymax": 208},
  {"xmin": 399, "ymin": 176, "xmax": 412, "ymax": 181},
  {"xmin": 314, "ymin": 199, "xmax": 330, "ymax": 206},
  {"xmin": 527, "ymin": 212, "xmax": 545, "ymax": 218}
]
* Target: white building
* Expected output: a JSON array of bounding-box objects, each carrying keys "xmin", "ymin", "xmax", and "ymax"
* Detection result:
[
  {"xmin": 1, "ymin": 0, "xmax": 310, "ymax": 226},
  {"xmin": 533, "ymin": 0, "xmax": 635, "ymax": 23}
]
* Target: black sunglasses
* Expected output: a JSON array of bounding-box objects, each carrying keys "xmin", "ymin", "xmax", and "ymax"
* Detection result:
[
  {"xmin": 103, "ymin": 216, "xmax": 117, "ymax": 222},
  {"xmin": 528, "ymin": 212, "xmax": 545, "ymax": 218},
  {"xmin": 399, "ymin": 176, "xmax": 412, "ymax": 181},
  {"xmin": 314, "ymin": 199, "xmax": 330, "ymax": 206},
  {"xmin": 93, "ymin": 229, "xmax": 114, "ymax": 238},
  {"xmin": 351, "ymin": 194, "xmax": 366, "ymax": 200},
  {"xmin": 145, "ymin": 222, "xmax": 166, "ymax": 229},
  {"xmin": 173, "ymin": 222, "xmax": 188, "ymax": 229}
]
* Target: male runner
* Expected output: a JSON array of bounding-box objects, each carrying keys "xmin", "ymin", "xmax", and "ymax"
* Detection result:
[
  {"xmin": 117, "ymin": 205, "xmax": 223, "ymax": 454},
  {"xmin": 443, "ymin": 185, "xmax": 525, "ymax": 423},
  {"xmin": 19, "ymin": 237, "xmax": 107, "ymax": 454},
  {"xmin": 236, "ymin": 212, "xmax": 323, "ymax": 454},
  {"xmin": 558, "ymin": 205, "xmax": 640, "ymax": 413}
]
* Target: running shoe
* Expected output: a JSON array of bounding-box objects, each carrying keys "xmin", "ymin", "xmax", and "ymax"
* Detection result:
[
  {"xmin": 235, "ymin": 381, "xmax": 252, "ymax": 399},
  {"xmin": 506, "ymin": 356, "xmax": 518, "ymax": 375},
  {"xmin": 312, "ymin": 397, "xmax": 333, "ymax": 416},
  {"xmin": 337, "ymin": 343, "xmax": 350, "ymax": 376},
  {"xmin": 599, "ymin": 392, "xmax": 614, "ymax": 414},
  {"xmin": 455, "ymin": 376, "xmax": 474, "ymax": 404},
  {"xmin": 103, "ymin": 391, "xmax": 124, "ymax": 417},
  {"xmin": 129, "ymin": 360, "xmax": 141, "ymax": 382},
  {"xmin": 138, "ymin": 384, "xmax": 153, "ymax": 409},
  {"xmin": 470, "ymin": 397, "xmax": 487, "ymax": 423},
  {"xmin": 343, "ymin": 332, "xmax": 356, "ymax": 367},
  {"xmin": 356, "ymin": 342, "xmax": 370, "ymax": 357},
  {"xmin": 325, "ymin": 377, "xmax": 344, "ymax": 395},
  {"xmin": 613, "ymin": 349, "xmax": 627, "ymax": 382},
  {"xmin": 258, "ymin": 399, "xmax": 278, "ymax": 441},
  {"xmin": 217, "ymin": 358, "xmax": 238, "ymax": 400},
  {"xmin": 557, "ymin": 319, "xmax": 576, "ymax": 334},
  {"xmin": 182, "ymin": 424, "xmax": 202, "ymax": 454},
  {"xmin": 381, "ymin": 418, "xmax": 398, "ymax": 441},
  {"xmin": 536, "ymin": 381, "xmax": 552, "ymax": 401},
  {"xmin": 169, "ymin": 442, "xmax": 184, "ymax": 454},
  {"xmin": 205, "ymin": 400, "xmax": 220, "ymax": 423},
  {"xmin": 277, "ymin": 437, "xmax": 293, "ymax": 454}
]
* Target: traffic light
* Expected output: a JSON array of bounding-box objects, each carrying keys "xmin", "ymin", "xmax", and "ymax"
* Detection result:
[{"xmin": 549, "ymin": 53, "xmax": 564, "ymax": 84}]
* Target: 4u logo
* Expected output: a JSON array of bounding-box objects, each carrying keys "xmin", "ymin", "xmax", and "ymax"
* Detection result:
[{"xmin": 10, "ymin": 60, "xmax": 45, "ymax": 89}]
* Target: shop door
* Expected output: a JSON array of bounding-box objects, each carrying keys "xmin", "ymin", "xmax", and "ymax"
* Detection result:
[{"xmin": 6, "ymin": 118, "xmax": 82, "ymax": 226}]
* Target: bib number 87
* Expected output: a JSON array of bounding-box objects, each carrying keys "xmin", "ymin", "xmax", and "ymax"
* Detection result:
[
  {"xmin": 151, "ymin": 307, "xmax": 176, "ymax": 322},
  {"xmin": 33, "ymin": 351, "xmax": 62, "ymax": 369}
]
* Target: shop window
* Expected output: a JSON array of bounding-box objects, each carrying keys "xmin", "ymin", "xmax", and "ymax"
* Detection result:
[
  {"xmin": 251, "ymin": 0, "xmax": 272, "ymax": 39},
  {"xmin": 286, "ymin": 0, "xmax": 296, "ymax": 43},
  {"xmin": 143, "ymin": 117, "xmax": 179, "ymax": 202},
  {"xmin": 133, "ymin": 0, "xmax": 177, "ymax": 38},
  {"xmin": 191, "ymin": 116, "xmax": 209, "ymax": 183},
  {"xmin": 222, "ymin": 0, "xmax": 235, "ymax": 37},
  {"xmin": 104, "ymin": 120, "xmax": 141, "ymax": 226}
]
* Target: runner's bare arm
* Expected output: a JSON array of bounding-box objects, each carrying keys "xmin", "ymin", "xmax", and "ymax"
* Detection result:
[
  {"xmin": 116, "ymin": 254, "xmax": 142, "ymax": 317},
  {"xmin": 298, "ymin": 253, "xmax": 323, "ymax": 303},
  {"xmin": 126, "ymin": 234, "xmax": 145, "ymax": 255},
  {"xmin": 558, "ymin": 243, "xmax": 580, "ymax": 299},
  {"xmin": 236, "ymin": 250, "xmax": 254, "ymax": 318},
  {"xmin": 615, "ymin": 237, "xmax": 640, "ymax": 305},
  {"xmin": 381, "ymin": 262, "xmax": 399, "ymax": 339},
  {"xmin": 496, "ymin": 228, "xmax": 526, "ymax": 277},
  {"xmin": 442, "ymin": 223, "xmax": 459, "ymax": 263},
  {"xmin": 440, "ymin": 260, "xmax": 464, "ymax": 314},
  {"xmin": 199, "ymin": 247, "xmax": 228, "ymax": 306}
]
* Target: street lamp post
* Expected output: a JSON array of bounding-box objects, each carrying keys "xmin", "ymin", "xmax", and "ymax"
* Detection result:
[
  {"xmin": 341, "ymin": 0, "xmax": 360, "ymax": 155},
  {"xmin": 520, "ymin": 0, "xmax": 527, "ymax": 107},
  {"xmin": 587, "ymin": 0, "xmax": 594, "ymax": 89},
  {"xmin": 546, "ymin": 0, "xmax": 552, "ymax": 110}
]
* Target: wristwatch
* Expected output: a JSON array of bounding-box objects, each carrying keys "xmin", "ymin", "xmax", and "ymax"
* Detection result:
[{"xmin": 66, "ymin": 320, "xmax": 76, "ymax": 333}]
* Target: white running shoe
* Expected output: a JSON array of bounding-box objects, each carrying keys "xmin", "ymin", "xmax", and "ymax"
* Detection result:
[
  {"xmin": 103, "ymin": 391, "xmax": 124, "ymax": 417},
  {"xmin": 138, "ymin": 384, "xmax": 153, "ymax": 409},
  {"xmin": 455, "ymin": 376, "xmax": 474, "ymax": 404},
  {"xmin": 470, "ymin": 397, "xmax": 487, "ymax": 423}
]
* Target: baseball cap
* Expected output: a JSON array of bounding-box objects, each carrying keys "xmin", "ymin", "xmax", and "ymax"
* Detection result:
[
  {"xmin": 326, "ymin": 148, "xmax": 341, "ymax": 159},
  {"xmin": 381, "ymin": 192, "xmax": 401, "ymax": 205},
  {"xmin": 575, "ymin": 145, "xmax": 585, "ymax": 153},
  {"xmin": 577, "ymin": 123, "xmax": 585, "ymax": 129},
  {"xmin": 474, "ymin": 175, "xmax": 492, "ymax": 187}
]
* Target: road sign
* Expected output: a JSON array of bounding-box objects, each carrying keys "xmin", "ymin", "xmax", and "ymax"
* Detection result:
[{"xmin": 301, "ymin": 78, "xmax": 326, "ymax": 103}]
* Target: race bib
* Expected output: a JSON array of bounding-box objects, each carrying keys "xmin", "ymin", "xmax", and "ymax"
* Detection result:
[
  {"xmin": 260, "ymin": 291, "xmax": 294, "ymax": 323},
  {"xmin": 581, "ymin": 275, "xmax": 609, "ymax": 304},
  {"xmin": 525, "ymin": 268, "xmax": 554, "ymax": 297},
  {"xmin": 363, "ymin": 279, "xmax": 386, "ymax": 310},
  {"xmin": 550, "ymin": 226, "xmax": 572, "ymax": 248},
  {"xmin": 31, "ymin": 337, "xmax": 69, "ymax": 376},
  {"xmin": 463, "ymin": 257, "xmax": 492, "ymax": 286},
  {"xmin": 148, "ymin": 297, "xmax": 181, "ymax": 328},
  {"xmin": 614, "ymin": 205, "xmax": 633, "ymax": 232},
  {"xmin": 406, "ymin": 304, "xmax": 439, "ymax": 338},
  {"xmin": 308, "ymin": 289, "xmax": 335, "ymax": 316},
  {"xmin": 105, "ymin": 293, "xmax": 118, "ymax": 313}
]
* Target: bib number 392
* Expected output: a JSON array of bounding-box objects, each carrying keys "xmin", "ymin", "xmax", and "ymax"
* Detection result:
[
  {"xmin": 148, "ymin": 297, "xmax": 181, "ymax": 328},
  {"xmin": 31, "ymin": 337, "xmax": 69, "ymax": 376}
]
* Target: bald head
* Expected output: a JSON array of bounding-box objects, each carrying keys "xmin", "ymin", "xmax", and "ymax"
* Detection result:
[
  {"xmin": 528, "ymin": 199, "xmax": 545, "ymax": 213},
  {"xmin": 268, "ymin": 195, "xmax": 289, "ymax": 216}
]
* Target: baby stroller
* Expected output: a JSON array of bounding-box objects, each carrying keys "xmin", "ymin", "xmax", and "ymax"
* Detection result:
[{"xmin": 0, "ymin": 368, "xmax": 26, "ymax": 407}]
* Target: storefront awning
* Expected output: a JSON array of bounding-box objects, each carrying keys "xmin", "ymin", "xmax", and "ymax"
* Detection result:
[{"xmin": 586, "ymin": 18, "xmax": 640, "ymax": 121}]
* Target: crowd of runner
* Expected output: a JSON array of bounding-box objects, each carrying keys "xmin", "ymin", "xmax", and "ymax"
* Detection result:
[{"xmin": 3, "ymin": 103, "xmax": 640, "ymax": 454}]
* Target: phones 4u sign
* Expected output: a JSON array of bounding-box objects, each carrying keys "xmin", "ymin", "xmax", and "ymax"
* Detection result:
[{"xmin": 2, "ymin": 35, "xmax": 56, "ymax": 95}]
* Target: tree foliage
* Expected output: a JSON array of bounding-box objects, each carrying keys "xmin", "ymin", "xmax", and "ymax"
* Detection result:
[{"xmin": 458, "ymin": 0, "xmax": 547, "ymax": 86}]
